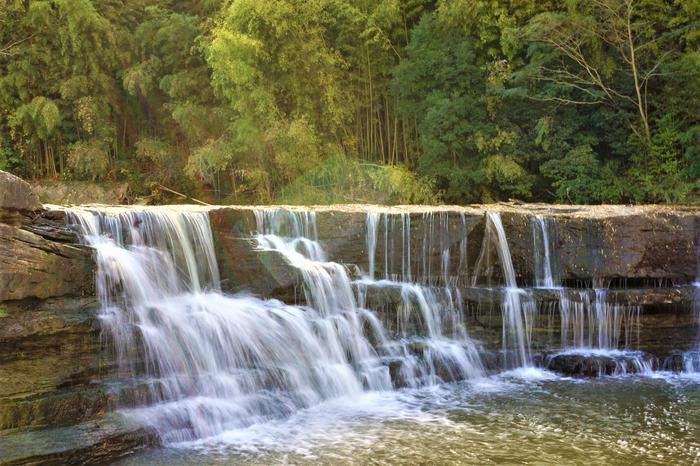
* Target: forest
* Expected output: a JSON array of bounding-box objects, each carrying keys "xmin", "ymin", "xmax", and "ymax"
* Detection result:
[{"xmin": 0, "ymin": 0, "xmax": 698, "ymax": 204}]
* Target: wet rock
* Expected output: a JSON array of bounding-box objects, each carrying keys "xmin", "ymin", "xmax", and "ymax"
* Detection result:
[
  {"xmin": 385, "ymin": 357, "xmax": 408, "ymax": 388},
  {"xmin": 0, "ymin": 298, "xmax": 121, "ymax": 432},
  {"xmin": 0, "ymin": 380, "xmax": 156, "ymax": 431},
  {"xmin": 0, "ymin": 170, "xmax": 41, "ymax": 211},
  {"xmin": 0, "ymin": 414, "xmax": 158, "ymax": 466},
  {"xmin": 0, "ymin": 217, "xmax": 95, "ymax": 301},
  {"xmin": 0, "ymin": 385, "xmax": 114, "ymax": 430},
  {"xmin": 0, "ymin": 298, "xmax": 99, "ymax": 362},
  {"xmin": 208, "ymin": 208, "xmax": 303, "ymax": 302},
  {"xmin": 545, "ymin": 350, "xmax": 655, "ymax": 377},
  {"xmin": 661, "ymin": 351, "xmax": 686, "ymax": 372}
]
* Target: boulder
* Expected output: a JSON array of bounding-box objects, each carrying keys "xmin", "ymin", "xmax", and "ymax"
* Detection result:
[
  {"xmin": 0, "ymin": 170, "xmax": 41, "ymax": 211},
  {"xmin": 545, "ymin": 350, "xmax": 655, "ymax": 376}
]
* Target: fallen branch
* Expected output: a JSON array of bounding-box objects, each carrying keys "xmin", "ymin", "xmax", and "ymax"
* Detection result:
[{"xmin": 157, "ymin": 184, "xmax": 211, "ymax": 206}]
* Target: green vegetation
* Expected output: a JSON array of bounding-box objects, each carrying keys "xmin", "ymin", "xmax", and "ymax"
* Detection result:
[
  {"xmin": 0, "ymin": 0, "xmax": 698, "ymax": 204},
  {"xmin": 0, "ymin": 305, "xmax": 8, "ymax": 318}
]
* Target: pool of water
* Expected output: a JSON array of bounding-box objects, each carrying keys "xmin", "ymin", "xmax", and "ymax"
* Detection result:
[{"xmin": 117, "ymin": 370, "xmax": 700, "ymax": 465}]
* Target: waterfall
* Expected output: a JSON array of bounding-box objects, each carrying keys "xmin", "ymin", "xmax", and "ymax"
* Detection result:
[
  {"xmin": 366, "ymin": 212, "xmax": 379, "ymax": 280},
  {"xmin": 257, "ymin": 208, "xmax": 484, "ymax": 388},
  {"xmin": 363, "ymin": 211, "xmax": 462, "ymax": 286},
  {"xmin": 65, "ymin": 206, "xmax": 389, "ymax": 444},
  {"xmin": 529, "ymin": 215, "xmax": 641, "ymax": 355},
  {"xmin": 685, "ymin": 226, "xmax": 700, "ymax": 373},
  {"xmin": 470, "ymin": 212, "xmax": 533, "ymax": 368},
  {"xmin": 62, "ymin": 203, "xmax": 690, "ymax": 448},
  {"xmin": 558, "ymin": 289, "xmax": 640, "ymax": 349},
  {"xmin": 62, "ymin": 204, "xmax": 491, "ymax": 447},
  {"xmin": 531, "ymin": 215, "xmax": 558, "ymax": 288}
]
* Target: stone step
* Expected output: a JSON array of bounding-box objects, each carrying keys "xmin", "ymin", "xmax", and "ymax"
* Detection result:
[
  {"xmin": 0, "ymin": 378, "xmax": 154, "ymax": 431},
  {"xmin": 0, "ymin": 298, "xmax": 100, "ymax": 364},
  {"xmin": 0, "ymin": 414, "xmax": 157, "ymax": 466}
]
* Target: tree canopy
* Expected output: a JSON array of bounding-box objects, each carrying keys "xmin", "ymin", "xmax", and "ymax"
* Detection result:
[{"xmin": 1, "ymin": 0, "xmax": 697, "ymax": 204}]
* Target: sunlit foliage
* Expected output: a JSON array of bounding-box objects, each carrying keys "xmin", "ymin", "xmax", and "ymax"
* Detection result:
[{"xmin": 0, "ymin": 0, "xmax": 697, "ymax": 204}]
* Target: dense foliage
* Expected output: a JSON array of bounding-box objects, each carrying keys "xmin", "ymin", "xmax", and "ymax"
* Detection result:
[{"xmin": 1, "ymin": 0, "xmax": 697, "ymax": 204}]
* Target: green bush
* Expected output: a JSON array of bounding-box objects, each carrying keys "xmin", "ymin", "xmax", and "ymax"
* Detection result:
[
  {"xmin": 277, "ymin": 153, "xmax": 440, "ymax": 205},
  {"xmin": 540, "ymin": 145, "xmax": 603, "ymax": 204},
  {"xmin": 66, "ymin": 139, "xmax": 110, "ymax": 180},
  {"xmin": 0, "ymin": 145, "xmax": 29, "ymax": 177}
]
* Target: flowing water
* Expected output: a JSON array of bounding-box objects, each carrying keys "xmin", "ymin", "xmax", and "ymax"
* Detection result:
[
  {"xmin": 69, "ymin": 207, "xmax": 382, "ymax": 444},
  {"xmin": 117, "ymin": 374, "xmax": 700, "ymax": 465},
  {"xmin": 473, "ymin": 212, "xmax": 534, "ymax": 368},
  {"xmin": 255, "ymin": 208, "xmax": 484, "ymax": 388},
  {"xmin": 531, "ymin": 215, "xmax": 558, "ymax": 288},
  {"xmin": 62, "ymin": 205, "xmax": 700, "ymax": 464},
  {"xmin": 528, "ymin": 213, "xmax": 648, "ymax": 373},
  {"xmin": 686, "ymin": 227, "xmax": 700, "ymax": 373}
]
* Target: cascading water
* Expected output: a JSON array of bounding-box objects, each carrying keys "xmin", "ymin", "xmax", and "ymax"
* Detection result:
[
  {"xmin": 529, "ymin": 215, "xmax": 641, "ymax": 349},
  {"xmin": 528, "ymin": 215, "xmax": 648, "ymax": 374},
  {"xmin": 366, "ymin": 212, "xmax": 379, "ymax": 280},
  {"xmin": 558, "ymin": 289, "xmax": 640, "ymax": 350},
  {"xmin": 364, "ymin": 210, "xmax": 467, "ymax": 286},
  {"xmin": 684, "ymin": 227, "xmax": 700, "ymax": 373},
  {"xmin": 60, "ymin": 203, "xmax": 694, "ymax": 451},
  {"xmin": 63, "ymin": 205, "xmax": 495, "ymax": 447},
  {"xmin": 471, "ymin": 212, "xmax": 534, "ymax": 368},
  {"xmin": 65, "ymin": 206, "xmax": 390, "ymax": 444},
  {"xmin": 9, "ymin": 201, "xmax": 697, "ymax": 466},
  {"xmin": 256, "ymin": 208, "xmax": 484, "ymax": 388}
]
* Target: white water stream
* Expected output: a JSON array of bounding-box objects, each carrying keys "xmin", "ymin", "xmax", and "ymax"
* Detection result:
[
  {"xmin": 62, "ymin": 205, "xmax": 697, "ymax": 446},
  {"xmin": 66, "ymin": 206, "xmax": 489, "ymax": 444},
  {"xmin": 68, "ymin": 207, "xmax": 378, "ymax": 443}
]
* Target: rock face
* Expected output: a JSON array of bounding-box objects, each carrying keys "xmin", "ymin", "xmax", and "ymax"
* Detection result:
[
  {"xmin": 0, "ymin": 210, "xmax": 95, "ymax": 301},
  {"xmin": 0, "ymin": 170, "xmax": 41, "ymax": 211},
  {"xmin": 499, "ymin": 206, "xmax": 698, "ymax": 284},
  {"xmin": 208, "ymin": 205, "xmax": 699, "ymax": 288},
  {"xmin": 0, "ymin": 171, "xmax": 95, "ymax": 301}
]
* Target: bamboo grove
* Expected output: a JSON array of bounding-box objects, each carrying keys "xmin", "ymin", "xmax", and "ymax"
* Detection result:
[{"xmin": 1, "ymin": 0, "xmax": 698, "ymax": 204}]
